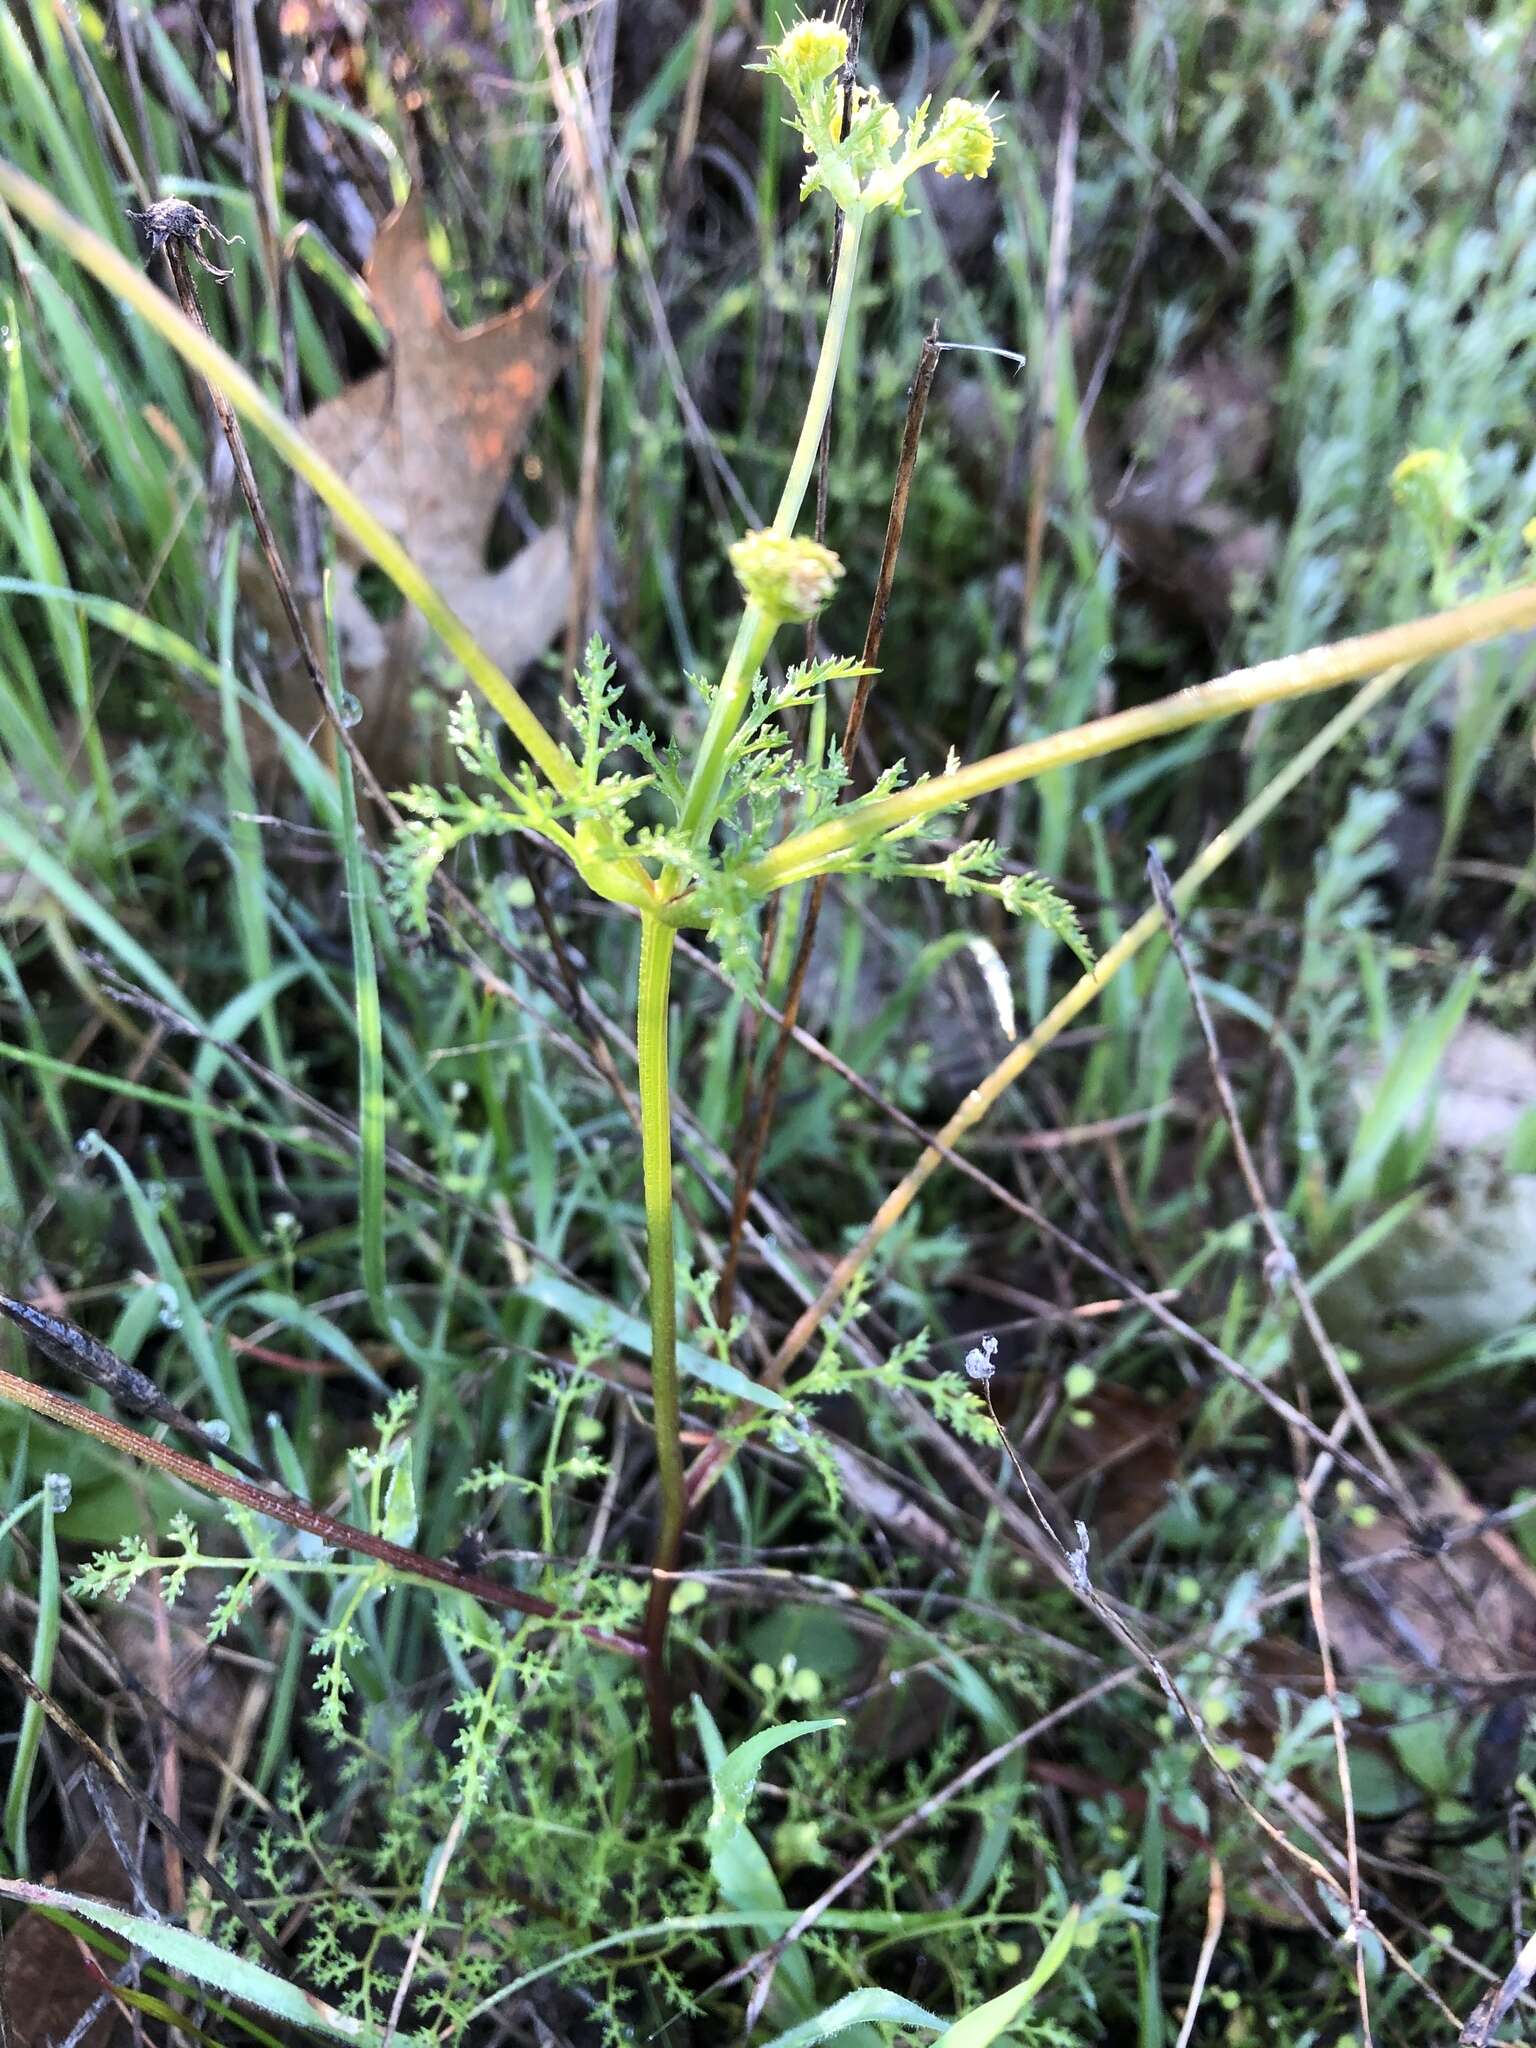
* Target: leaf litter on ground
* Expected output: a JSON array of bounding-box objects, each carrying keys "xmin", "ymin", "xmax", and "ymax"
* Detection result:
[{"xmin": 257, "ymin": 194, "xmax": 571, "ymax": 779}]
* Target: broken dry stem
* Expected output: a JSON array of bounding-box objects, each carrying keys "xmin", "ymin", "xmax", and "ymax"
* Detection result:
[{"xmin": 0, "ymin": 1365, "xmax": 644, "ymax": 1658}]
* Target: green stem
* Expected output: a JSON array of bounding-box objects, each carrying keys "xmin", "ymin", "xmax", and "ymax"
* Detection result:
[
  {"xmin": 770, "ymin": 210, "xmax": 865, "ymax": 538},
  {"xmin": 675, "ymin": 209, "xmax": 866, "ymax": 845},
  {"xmin": 674, "ymin": 604, "xmax": 781, "ymax": 844},
  {"xmin": 639, "ymin": 212, "xmax": 868, "ymax": 1764},
  {"xmin": 741, "ymin": 575, "xmax": 1536, "ymax": 894},
  {"xmin": 636, "ymin": 914, "xmax": 684, "ymax": 1765}
]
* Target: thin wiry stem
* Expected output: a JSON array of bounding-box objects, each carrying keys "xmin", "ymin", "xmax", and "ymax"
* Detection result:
[
  {"xmin": 0, "ymin": 1639, "xmax": 284, "ymax": 1965},
  {"xmin": 1291, "ymin": 1407, "xmax": 1375, "ymax": 2048},
  {"xmin": 1146, "ymin": 845, "xmax": 1382, "ymax": 2045},
  {"xmin": 1145, "ymin": 845, "xmax": 1415, "ymax": 1521},
  {"xmin": 535, "ymin": 0, "xmax": 616, "ymax": 674},
  {"xmin": 1018, "ymin": 11, "xmax": 1085, "ymax": 655},
  {"xmin": 973, "ymin": 1377, "xmax": 1453, "ymax": 2035},
  {"xmin": 0, "ymin": 157, "xmax": 580, "ymax": 806},
  {"xmin": 639, "ymin": 189, "xmax": 873, "ymax": 1769},
  {"xmin": 1172, "ymin": 1857, "xmax": 1226, "ymax": 2048}
]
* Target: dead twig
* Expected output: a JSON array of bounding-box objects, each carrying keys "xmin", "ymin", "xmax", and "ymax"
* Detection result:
[
  {"xmin": 669, "ymin": 0, "xmax": 719, "ymax": 190},
  {"xmin": 0, "ymin": 1292, "xmax": 272, "ymax": 1486},
  {"xmin": 726, "ymin": 1665, "xmax": 1135, "ymax": 2032},
  {"xmin": 232, "ymin": 0, "xmax": 321, "ymax": 609},
  {"xmin": 968, "ymin": 1361, "xmax": 1457, "ymax": 2034},
  {"xmin": 1014, "ymin": 14, "xmax": 1238, "ymax": 266},
  {"xmin": 0, "ymin": 1642, "xmax": 281, "ymax": 1968},
  {"xmin": 0, "ymin": 1364, "xmax": 644, "ymax": 1658},
  {"xmin": 135, "ymin": 198, "xmax": 401, "ymax": 830},
  {"xmin": 1289, "ymin": 1401, "xmax": 1374, "ymax": 2048},
  {"xmin": 1461, "ymin": 1925, "xmax": 1536, "ymax": 2045},
  {"xmin": 1172, "ymin": 1855, "xmax": 1225, "ymax": 2048}
]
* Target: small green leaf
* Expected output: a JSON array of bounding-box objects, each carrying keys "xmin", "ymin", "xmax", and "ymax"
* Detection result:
[
  {"xmin": 933, "ymin": 1910, "xmax": 1080, "ymax": 2046},
  {"xmin": 1387, "ymin": 1701, "xmax": 1476, "ymax": 1799},
  {"xmin": 381, "ymin": 1454, "xmax": 418, "ymax": 1548},
  {"xmin": 518, "ymin": 1274, "xmax": 791, "ymax": 1411},
  {"xmin": 1330, "ymin": 970, "xmax": 1480, "ymax": 1222},
  {"xmin": 703, "ymin": 1713, "xmax": 843, "ymax": 1852},
  {"xmin": 998, "ymin": 872, "xmax": 1095, "ymax": 970},
  {"xmin": 692, "ymin": 1701, "xmax": 837, "ymax": 2018},
  {"xmin": 1507, "ymin": 1105, "xmax": 1536, "ymax": 1176}
]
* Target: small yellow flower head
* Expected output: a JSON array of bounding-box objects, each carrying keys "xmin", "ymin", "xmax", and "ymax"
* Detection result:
[
  {"xmin": 730, "ymin": 529, "xmax": 844, "ymax": 620},
  {"xmin": 1390, "ymin": 447, "xmax": 1446, "ymax": 500},
  {"xmin": 1391, "ymin": 446, "xmax": 1466, "ymax": 505},
  {"xmin": 1391, "ymin": 446, "xmax": 1469, "ymax": 543},
  {"xmin": 930, "ymin": 97, "xmax": 998, "ymax": 180},
  {"xmin": 770, "ymin": 17, "xmax": 849, "ymax": 93},
  {"xmin": 836, "ymin": 84, "xmax": 899, "ymax": 144}
]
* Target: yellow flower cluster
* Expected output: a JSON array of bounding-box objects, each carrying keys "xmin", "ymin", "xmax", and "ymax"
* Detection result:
[
  {"xmin": 729, "ymin": 530, "xmax": 845, "ymax": 621},
  {"xmin": 759, "ymin": 16, "xmax": 1000, "ymax": 215}
]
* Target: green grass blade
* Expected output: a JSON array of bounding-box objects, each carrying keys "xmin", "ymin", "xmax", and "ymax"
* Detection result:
[
  {"xmin": 0, "ymin": 1877, "xmax": 421, "ymax": 2044},
  {"xmin": 760, "ymin": 1990, "xmax": 947, "ymax": 2048},
  {"xmin": 2, "ymin": 1475, "xmax": 63, "ymax": 1872},
  {"xmin": 80, "ymin": 1132, "xmax": 252, "ymax": 1444},
  {"xmin": 518, "ymin": 1273, "xmax": 791, "ymax": 1411},
  {"xmin": 1328, "ymin": 968, "xmax": 1481, "ymax": 1224},
  {"xmin": 0, "ymin": 807, "xmax": 196, "ymax": 1020},
  {"xmin": 321, "ymin": 568, "xmax": 389, "ymax": 1333}
]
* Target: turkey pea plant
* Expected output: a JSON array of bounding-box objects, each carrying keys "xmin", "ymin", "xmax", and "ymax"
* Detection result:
[{"xmin": 389, "ymin": 28, "xmax": 1048, "ymax": 1731}]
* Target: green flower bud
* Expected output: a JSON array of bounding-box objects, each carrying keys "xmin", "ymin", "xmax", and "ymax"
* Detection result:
[
  {"xmin": 842, "ymin": 85, "xmax": 900, "ymax": 153},
  {"xmin": 931, "ymin": 97, "xmax": 998, "ymax": 180},
  {"xmin": 729, "ymin": 529, "xmax": 844, "ymax": 621}
]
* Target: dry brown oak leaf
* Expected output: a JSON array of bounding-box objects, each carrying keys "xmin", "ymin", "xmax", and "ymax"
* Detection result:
[{"xmin": 288, "ymin": 195, "xmax": 570, "ymax": 776}]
